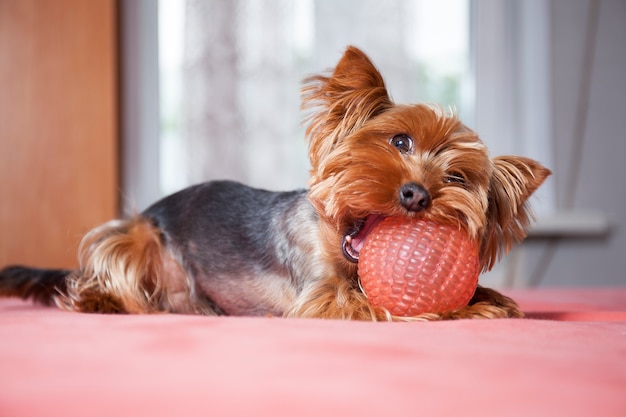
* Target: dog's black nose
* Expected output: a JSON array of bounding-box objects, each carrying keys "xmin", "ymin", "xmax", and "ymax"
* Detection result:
[{"xmin": 399, "ymin": 182, "xmax": 431, "ymax": 212}]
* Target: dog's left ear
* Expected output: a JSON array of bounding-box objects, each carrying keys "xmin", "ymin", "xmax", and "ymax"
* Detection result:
[
  {"xmin": 480, "ymin": 156, "xmax": 552, "ymax": 272},
  {"xmin": 302, "ymin": 46, "xmax": 393, "ymax": 171}
]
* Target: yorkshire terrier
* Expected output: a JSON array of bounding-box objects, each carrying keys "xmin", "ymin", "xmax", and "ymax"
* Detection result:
[{"xmin": 0, "ymin": 46, "xmax": 550, "ymax": 320}]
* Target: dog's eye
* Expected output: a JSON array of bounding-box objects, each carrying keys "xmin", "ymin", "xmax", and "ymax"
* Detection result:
[
  {"xmin": 444, "ymin": 172, "xmax": 466, "ymax": 185},
  {"xmin": 390, "ymin": 134, "xmax": 413, "ymax": 154}
]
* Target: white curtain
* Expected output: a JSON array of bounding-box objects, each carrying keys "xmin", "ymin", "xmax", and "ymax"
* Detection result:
[
  {"xmin": 167, "ymin": 0, "xmax": 470, "ymax": 193},
  {"xmin": 180, "ymin": 0, "xmax": 307, "ymax": 191}
]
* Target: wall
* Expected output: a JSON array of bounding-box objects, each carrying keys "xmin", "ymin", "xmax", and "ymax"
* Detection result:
[
  {"xmin": 522, "ymin": 0, "xmax": 626, "ymax": 287},
  {"xmin": 0, "ymin": 0, "xmax": 118, "ymax": 269}
]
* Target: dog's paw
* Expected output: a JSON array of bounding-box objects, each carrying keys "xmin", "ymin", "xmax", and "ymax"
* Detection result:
[{"xmin": 438, "ymin": 286, "xmax": 523, "ymax": 319}]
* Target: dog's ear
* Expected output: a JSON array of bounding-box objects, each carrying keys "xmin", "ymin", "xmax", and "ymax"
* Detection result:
[
  {"xmin": 480, "ymin": 156, "xmax": 551, "ymax": 272},
  {"xmin": 302, "ymin": 46, "xmax": 392, "ymax": 171}
]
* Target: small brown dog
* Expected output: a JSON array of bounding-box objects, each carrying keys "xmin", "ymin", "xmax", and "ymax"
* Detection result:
[{"xmin": 0, "ymin": 46, "xmax": 550, "ymax": 320}]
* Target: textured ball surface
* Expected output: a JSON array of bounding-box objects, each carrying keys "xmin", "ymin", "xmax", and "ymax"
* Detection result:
[{"xmin": 358, "ymin": 217, "xmax": 480, "ymax": 316}]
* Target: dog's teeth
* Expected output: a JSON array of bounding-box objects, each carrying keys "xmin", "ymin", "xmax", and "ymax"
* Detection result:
[{"xmin": 345, "ymin": 235, "xmax": 352, "ymax": 244}]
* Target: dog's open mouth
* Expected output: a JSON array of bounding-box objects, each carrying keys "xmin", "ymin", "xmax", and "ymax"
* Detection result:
[{"xmin": 342, "ymin": 215, "xmax": 386, "ymax": 263}]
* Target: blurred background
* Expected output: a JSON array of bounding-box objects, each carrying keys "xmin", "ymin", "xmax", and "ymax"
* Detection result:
[{"xmin": 1, "ymin": 0, "xmax": 624, "ymax": 288}]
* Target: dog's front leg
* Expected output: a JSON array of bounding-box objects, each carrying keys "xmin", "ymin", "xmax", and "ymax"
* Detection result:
[{"xmin": 285, "ymin": 275, "xmax": 385, "ymax": 321}]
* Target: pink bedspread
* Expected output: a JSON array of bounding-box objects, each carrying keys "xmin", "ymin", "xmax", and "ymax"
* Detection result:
[{"xmin": 2, "ymin": 289, "xmax": 625, "ymax": 417}]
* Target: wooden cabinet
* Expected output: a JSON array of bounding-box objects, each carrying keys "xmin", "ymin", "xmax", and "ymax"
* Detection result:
[{"xmin": 0, "ymin": 0, "xmax": 118, "ymax": 268}]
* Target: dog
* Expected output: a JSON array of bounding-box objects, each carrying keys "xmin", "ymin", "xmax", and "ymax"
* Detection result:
[{"xmin": 0, "ymin": 46, "xmax": 550, "ymax": 321}]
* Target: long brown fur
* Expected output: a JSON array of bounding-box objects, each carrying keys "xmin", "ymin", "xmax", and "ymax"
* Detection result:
[{"xmin": 0, "ymin": 46, "xmax": 551, "ymax": 321}]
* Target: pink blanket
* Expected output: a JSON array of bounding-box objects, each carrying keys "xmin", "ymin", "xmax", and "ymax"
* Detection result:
[{"xmin": 2, "ymin": 289, "xmax": 625, "ymax": 417}]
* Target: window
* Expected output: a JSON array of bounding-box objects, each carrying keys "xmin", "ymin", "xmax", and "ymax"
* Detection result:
[{"xmin": 157, "ymin": 0, "xmax": 472, "ymax": 195}]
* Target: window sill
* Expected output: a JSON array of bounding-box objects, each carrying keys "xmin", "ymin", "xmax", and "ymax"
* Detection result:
[{"xmin": 527, "ymin": 210, "xmax": 611, "ymax": 238}]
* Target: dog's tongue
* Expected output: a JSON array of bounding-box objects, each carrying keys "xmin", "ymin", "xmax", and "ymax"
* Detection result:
[{"xmin": 351, "ymin": 215, "xmax": 385, "ymax": 254}]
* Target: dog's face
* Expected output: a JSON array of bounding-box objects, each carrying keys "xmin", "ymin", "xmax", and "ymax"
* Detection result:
[{"xmin": 302, "ymin": 46, "xmax": 551, "ymax": 274}]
